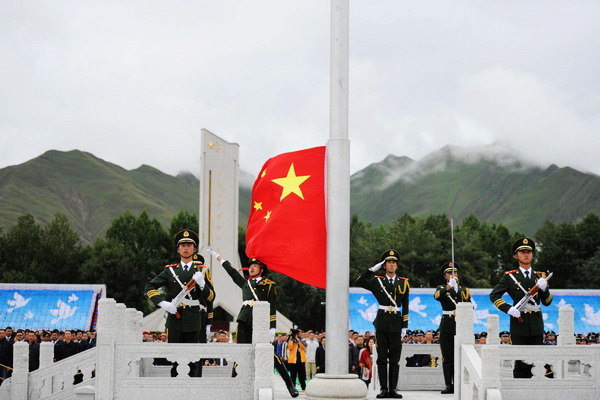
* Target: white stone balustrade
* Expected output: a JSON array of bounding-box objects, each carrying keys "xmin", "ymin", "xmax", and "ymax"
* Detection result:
[{"xmin": 0, "ymin": 298, "xmax": 274, "ymax": 400}]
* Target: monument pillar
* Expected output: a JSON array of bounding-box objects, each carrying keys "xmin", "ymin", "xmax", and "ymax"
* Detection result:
[{"xmin": 199, "ymin": 129, "xmax": 243, "ymax": 321}]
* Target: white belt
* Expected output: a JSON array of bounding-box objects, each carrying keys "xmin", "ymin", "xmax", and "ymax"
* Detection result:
[
  {"xmin": 442, "ymin": 310, "xmax": 456, "ymax": 317},
  {"xmin": 181, "ymin": 298, "xmax": 201, "ymax": 307},
  {"xmin": 242, "ymin": 300, "xmax": 256, "ymax": 307},
  {"xmin": 378, "ymin": 305, "xmax": 401, "ymax": 313}
]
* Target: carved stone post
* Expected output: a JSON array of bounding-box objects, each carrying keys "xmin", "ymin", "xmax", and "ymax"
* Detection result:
[
  {"xmin": 455, "ymin": 302, "xmax": 474, "ymax": 400},
  {"xmin": 39, "ymin": 341, "xmax": 54, "ymax": 397},
  {"xmin": 96, "ymin": 298, "xmax": 117, "ymax": 400},
  {"xmin": 487, "ymin": 314, "xmax": 499, "ymax": 345},
  {"xmin": 253, "ymin": 301, "xmax": 273, "ymax": 400},
  {"xmin": 558, "ymin": 306, "xmax": 575, "ymax": 346},
  {"xmin": 481, "ymin": 346, "xmax": 501, "ymax": 394},
  {"xmin": 11, "ymin": 341, "xmax": 29, "ymax": 400}
]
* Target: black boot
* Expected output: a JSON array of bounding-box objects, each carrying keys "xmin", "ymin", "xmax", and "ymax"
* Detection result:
[
  {"xmin": 275, "ymin": 356, "xmax": 299, "ymax": 398},
  {"xmin": 441, "ymin": 363, "xmax": 454, "ymax": 394},
  {"xmin": 387, "ymin": 364, "xmax": 403, "ymax": 399},
  {"xmin": 376, "ymin": 363, "xmax": 388, "ymax": 398}
]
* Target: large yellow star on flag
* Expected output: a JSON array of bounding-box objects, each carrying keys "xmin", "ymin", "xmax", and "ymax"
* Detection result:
[
  {"xmin": 271, "ymin": 163, "xmax": 311, "ymax": 201},
  {"xmin": 253, "ymin": 201, "xmax": 263, "ymax": 211}
]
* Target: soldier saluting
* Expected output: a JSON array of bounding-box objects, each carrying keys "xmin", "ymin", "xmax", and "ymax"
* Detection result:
[
  {"xmin": 434, "ymin": 262, "xmax": 471, "ymax": 394},
  {"xmin": 356, "ymin": 250, "xmax": 409, "ymax": 399},
  {"xmin": 489, "ymin": 237, "xmax": 552, "ymax": 378}
]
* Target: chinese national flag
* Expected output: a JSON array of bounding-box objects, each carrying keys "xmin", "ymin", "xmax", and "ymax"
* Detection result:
[{"xmin": 245, "ymin": 146, "xmax": 327, "ymax": 288}]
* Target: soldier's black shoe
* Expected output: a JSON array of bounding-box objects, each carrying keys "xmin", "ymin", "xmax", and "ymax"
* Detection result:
[
  {"xmin": 376, "ymin": 388, "xmax": 389, "ymax": 398},
  {"xmin": 388, "ymin": 389, "xmax": 403, "ymax": 398},
  {"xmin": 441, "ymin": 384, "xmax": 454, "ymax": 394}
]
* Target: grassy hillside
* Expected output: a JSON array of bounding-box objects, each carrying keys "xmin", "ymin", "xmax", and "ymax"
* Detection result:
[
  {"xmin": 350, "ymin": 147, "xmax": 600, "ymax": 235},
  {"xmin": 2, "ymin": 146, "xmax": 599, "ymax": 242}
]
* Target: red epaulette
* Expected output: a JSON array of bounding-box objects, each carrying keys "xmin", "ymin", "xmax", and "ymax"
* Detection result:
[
  {"xmin": 505, "ymin": 270, "xmax": 517, "ymax": 275},
  {"xmin": 165, "ymin": 264, "xmax": 178, "ymax": 268},
  {"xmin": 398, "ymin": 276, "xmax": 409, "ymax": 281},
  {"xmin": 375, "ymin": 276, "xmax": 384, "ymax": 279},
  {"xmin": 535, "ymin": 271, "xmax": 547, "ymax": 277}
]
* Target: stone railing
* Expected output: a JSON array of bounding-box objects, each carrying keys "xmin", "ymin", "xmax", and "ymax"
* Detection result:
[
  {"xmin": 456, "ymin": 303, "xmax": 600, "ymax": 400},
  {"xmin": 0, "ymin": 298, "xmax": 274, "ymax": 400}
]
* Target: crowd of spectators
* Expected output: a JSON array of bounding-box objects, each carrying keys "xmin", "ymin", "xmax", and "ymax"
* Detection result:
[{"xmin": 0, "ymin": 327, "xmax": 97, "ymax": 385}]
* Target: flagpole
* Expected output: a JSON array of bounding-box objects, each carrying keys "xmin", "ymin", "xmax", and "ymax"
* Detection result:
[{"xmin": 306, "ymin": 0, "xmax": 366, "ymax": 398}]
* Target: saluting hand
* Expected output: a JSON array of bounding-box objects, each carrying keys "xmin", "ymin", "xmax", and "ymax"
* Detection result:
[{"xmin": 370, "ymin": 260, "xmax": 385, "ymax": 272}]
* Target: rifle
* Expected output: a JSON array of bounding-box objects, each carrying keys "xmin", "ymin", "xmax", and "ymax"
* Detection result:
[
  {"xmin": 513, "ymin": 271, "xmax": 553, "ymax": 323},
  {"xmin": 170, "ymin": 278, "xmax": 198, "ymax": 319}
]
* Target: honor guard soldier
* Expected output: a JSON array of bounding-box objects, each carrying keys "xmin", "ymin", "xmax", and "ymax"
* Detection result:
[
  {"xmin": 356, "ymin": 250, "xmax": 409, "ymax": 399},
  {"xmin": 489, "ymin": 237, "xmax": 552, "ymax": 378},
  {"xmin": 207, "ymin": 249, "xmax": 299, "ymax": 398},
  {"xmin": 434, "ymin": 262, "xmax": 470, "ymax": 394},
  {"xmin": 144, "ymin": 230, "xmax": 215, "ymax": 376}
]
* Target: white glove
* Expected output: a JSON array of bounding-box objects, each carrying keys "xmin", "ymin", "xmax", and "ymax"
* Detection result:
[
  {"xmin": 270, "ymin": 328, "xmax": 276, "ymax": 342},
  {"xmin": 192, "ymin": 271, "xmax": 205, "ymax": 289},
  {"xmin": 508, "ymin": 306, "xmax": 521, "ymax": 319},
  {"xmin": 370, "ymin": 260, "xmax": 385, "ymax": 272},
  {"xmin": 448, "ymin": 278, "xmax": 458, "ymax": 290},
  {"xmin": 207, "ymin": 249, "xmax": 220, "ymax": 259},
  {"xmin": 206, "ymin": 324, "xmax": 212, "ymax": 338},
  {"xmin": 537, "ymin": 277, "xmax": 548, "ymax": 292},
  {"xmin": 159, "ymin": 301, "xmax": 177, "ymax": 315},
  {"xmin": 401, "ymin": 328, "xmax": 407, "ymax": 338}
]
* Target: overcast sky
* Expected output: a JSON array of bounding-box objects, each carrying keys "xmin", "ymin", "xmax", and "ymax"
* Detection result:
[{"xmin": 1, "ymin": 1, "xmax": 599, "ymax": 179}]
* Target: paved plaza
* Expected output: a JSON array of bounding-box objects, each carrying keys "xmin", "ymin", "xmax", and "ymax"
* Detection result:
[{"xmin": 273, "ymin": 378, "xmax": 447, "ymax": 400}]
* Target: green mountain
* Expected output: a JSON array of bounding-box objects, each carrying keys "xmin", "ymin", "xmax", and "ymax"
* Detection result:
[
  {"xmin": 0, "ymin": 150, "xmax": 252, "ymax": 242},
  {"xmin": 350, "ymin": 143, "xmax": 600, "ymax": 235},
  {"xmin": 2, "ymin": 145, "xmax": 599, "ymax": 242}
]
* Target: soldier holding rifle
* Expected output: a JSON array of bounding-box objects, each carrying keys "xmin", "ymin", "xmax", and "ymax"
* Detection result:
[
  {"xmin": 434, "ymin": 262, "xmax": 470, "ymax": 394},
  {"xmin": 490, "ymin": 237, "xmax": 552, "ymax": 378},
  {"xmin": 144, "ymin": 230, "xmax": 215, "ymax": 376}
]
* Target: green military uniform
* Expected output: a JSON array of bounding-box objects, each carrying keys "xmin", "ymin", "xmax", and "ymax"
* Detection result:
[
  {"xmin": 144, "ymin": 230, "xmax": 215, "ymax": 344},
  {"xmin": 489, "ymin": 237, "xmax": 552, "ymax": 378},
  {"xmin": 218, "ymin": 254, "xmax": 298, "ymax": 398},
  {"xmin": 434, "ymin": 262, "xmax": 470, "ymax": 394},
  {"xmin": 221, "ymin": 258, "xmax": 276, "ymax": 344},
  {"xmin": 145, "ymin": 260, "xmax": 215, "ymax": 342},
  {"xmin": 355, "ymin": 250, "xmax": 409, "ymax": 399}
]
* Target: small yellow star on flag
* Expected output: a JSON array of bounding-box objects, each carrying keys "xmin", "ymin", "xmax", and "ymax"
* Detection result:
[
  {"xmin": 253, "ymin": 201, "xmax": 263, "ymax": 211},
  {"xmin": 261, "ymin": 169, "xmax": 267, "ymax": 178},
  {"xmin": 272, "ymin": 163, "xmax": 310, "ymax": 201},
  {"xmin": 264, "ymin": 211, "xmax": 272, "ymax": 222}
]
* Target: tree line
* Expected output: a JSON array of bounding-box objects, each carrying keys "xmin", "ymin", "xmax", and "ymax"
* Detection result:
[{"xmin": 1, "ymin": 210, "xmax": 600, "ymax": 328}]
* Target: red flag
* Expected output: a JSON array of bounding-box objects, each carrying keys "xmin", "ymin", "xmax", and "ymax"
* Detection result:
[{"xmin": 245, "ymin": 146, "xmax": 327, "ymax": 288}]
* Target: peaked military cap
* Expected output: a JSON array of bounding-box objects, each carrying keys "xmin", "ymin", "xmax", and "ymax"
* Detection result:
[
  {"xmin": 175, "ymin": 229, "xmax": 199, "ymax": 247},
  {"xmin": 243, "ymin": 257, "xmax": 269, "ymax": 278},
  {"xmin": 380, "ymin": 249, "xmax": 399, "ymax": 262},
  {"xmin": 441, "ymin": 261, "xmax": 459, "ymax": 275},
  {"xmin": 414, "ymin": 329, "xmax": 424, "ymax": 337},
  {"xmin": 512, "ymin": 237, "xmax": 535, "ymax": 254},
  {"xmin": 479, "ymin": 332, "xmax": 488, "ymax": 338},
  {"xmin": 193, "ymin": 253, "xmax": 205, "ymax": 265},
  {"xmin": 546, "ymin": 330, "xmax": 557, "ymax": 337},
  {"xmin": 500, "ymin": 331, "xmax": 510, "ymax": 337}
]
